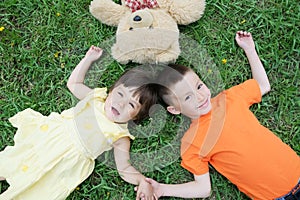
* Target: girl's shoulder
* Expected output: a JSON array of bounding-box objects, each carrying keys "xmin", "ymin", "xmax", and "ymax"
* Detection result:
[{"xmin": 86, "ymin": 87, "xmax": 108, "ymax": 100}]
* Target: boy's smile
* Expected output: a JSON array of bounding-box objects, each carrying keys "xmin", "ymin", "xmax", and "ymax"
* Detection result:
[
  {"xmin": 104, "ymin": 84, "xmax": 141, "ymax": 123},
  {"xmin": 197, "ymin": 98, "xmax": 210, "ymax": 110},
  {"xmin": 166, "ymin": 71, "xmax": 212, "ymax": 119}
]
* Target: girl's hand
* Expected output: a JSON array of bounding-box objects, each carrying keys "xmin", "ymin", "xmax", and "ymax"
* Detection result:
[
  {"xmin": 235, "ymin": 31, "xmax": 255, "ymax": 52},
  {"xmin": 84, "ymin": 45, "xmax": 103, "ymax": 62},
  {"xmin": 135, "ymin": 178, "xmax": 162, "ymax": 200}
]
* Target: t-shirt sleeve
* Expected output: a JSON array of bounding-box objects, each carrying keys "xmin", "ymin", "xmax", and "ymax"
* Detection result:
[
  {"xmin": 181, "ymin": 140, "xmax": 209, "ymax": 175},
  {"xmin": 227, "ymin": 79, "xmax": 262, "ymax": 107}
]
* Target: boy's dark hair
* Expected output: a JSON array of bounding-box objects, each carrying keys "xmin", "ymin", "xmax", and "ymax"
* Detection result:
[
  {"xmin": 110, "ymin": 65, "xmax": 159, "ymax": 122},
  {"xmin": 157, "ymin": 64, "xmax": 192, "ymax": 105}
]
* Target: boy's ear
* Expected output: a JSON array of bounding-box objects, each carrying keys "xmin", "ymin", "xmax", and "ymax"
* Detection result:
[{"xmin": 167, "ymin": 106, "xmax": 181, "ymax": 115}]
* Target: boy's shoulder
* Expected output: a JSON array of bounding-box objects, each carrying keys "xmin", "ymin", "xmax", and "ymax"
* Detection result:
[
  {"xmin": 226, "ymin": 79, "xmax": 259, "ymax": 93},
  {"xmin": 223, "ymin": 79, "xmax": 261, "ymax": 102}
]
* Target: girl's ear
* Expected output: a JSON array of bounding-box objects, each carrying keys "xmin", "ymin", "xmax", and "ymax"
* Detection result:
[{"xmin": 167, "ymin": 106, "xmax": 181, "ymax": 115}]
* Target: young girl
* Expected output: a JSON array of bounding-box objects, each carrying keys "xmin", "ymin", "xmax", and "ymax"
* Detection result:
[{"xmin": 0, "ymin": 45, "xmax": 158, "ymax": 200}]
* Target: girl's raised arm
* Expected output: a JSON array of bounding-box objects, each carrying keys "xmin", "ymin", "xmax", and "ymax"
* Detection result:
[{"xmin": 67, "ymin": 45, "xmax": 103, "ymax": 100}]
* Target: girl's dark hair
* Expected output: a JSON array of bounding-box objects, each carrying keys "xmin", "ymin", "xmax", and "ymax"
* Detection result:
[
  {"xmin": 110, "ymin": 65, "xmax": 159, "ymax": 122},
  {"xmin": 157, "ymin": 64, "xmax": 192, "ymax": 104}
]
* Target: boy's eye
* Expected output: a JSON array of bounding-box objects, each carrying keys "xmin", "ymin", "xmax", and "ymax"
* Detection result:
[
  {"xmin": 185, "ymin": 95, "xmax": 191, "ymax": 101},
  {"xmin": 118, "ymin": 92, "xmax": 123, "ymax": 97},
  {"xmin": 197, "ymin": 84, "xmax": 203, "ymax": 90}
]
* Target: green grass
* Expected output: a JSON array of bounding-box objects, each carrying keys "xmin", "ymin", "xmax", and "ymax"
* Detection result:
[{"xmin": 0, "ymin": 0, "xmax": 299, "ymax": 199}]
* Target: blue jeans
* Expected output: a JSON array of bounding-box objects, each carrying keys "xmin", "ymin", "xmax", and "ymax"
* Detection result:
[{"xmin": 275, "ymin": 179, "xmax": 300, "ymax": 200}]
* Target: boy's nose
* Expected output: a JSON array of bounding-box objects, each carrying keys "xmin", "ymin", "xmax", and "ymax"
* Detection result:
[{"xmin": 196, "ymin": 92, "xmax": 206, "ymax": 101}]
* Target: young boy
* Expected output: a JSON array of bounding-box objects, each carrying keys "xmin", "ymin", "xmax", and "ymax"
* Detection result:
[{"xmin": 138, "ymin": 31, "xmax": 300, "ymax": 200}]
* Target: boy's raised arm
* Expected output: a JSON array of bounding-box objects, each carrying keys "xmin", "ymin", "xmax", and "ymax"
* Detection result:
[{"xmin": 235, "ymin": 31, "xmax": 271, "ymax": 96}]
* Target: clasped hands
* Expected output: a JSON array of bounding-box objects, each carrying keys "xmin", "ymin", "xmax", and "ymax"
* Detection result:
[{"xmin": 135, "ymin": 178, "xmax": 162, "ymax": 200}]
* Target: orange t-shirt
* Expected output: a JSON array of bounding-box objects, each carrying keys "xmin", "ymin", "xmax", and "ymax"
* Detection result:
[{"xmin": 181, "ymin": 79, "xmax": 300, "ymax": 200}]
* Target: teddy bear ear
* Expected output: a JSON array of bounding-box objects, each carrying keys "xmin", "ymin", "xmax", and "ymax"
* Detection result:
[
  {"xmin": 157, "ymin": 0, "xmax": 206, "ymax": 25},
  {"xmin": 90, "ymin": 0, "xmax": 128, "ymax": 26}
]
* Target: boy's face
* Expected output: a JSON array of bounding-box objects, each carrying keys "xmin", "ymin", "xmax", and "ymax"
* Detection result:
[
  {"xmin": 104, "ymin": 84, "xmax": 141, "ymax": 123},
  {"xmin": 166, "ymin": 71, "xmax": 212, "ymax": 119}
]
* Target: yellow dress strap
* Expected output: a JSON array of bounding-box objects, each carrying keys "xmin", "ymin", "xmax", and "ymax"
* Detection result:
[{"xmin": 61, "ymin": 88, "xmax": 107, "ymax": 118}]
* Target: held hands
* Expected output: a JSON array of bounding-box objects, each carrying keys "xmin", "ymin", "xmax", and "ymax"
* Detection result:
[
  {"xmin": 135, "ymin": 178, "xmax": 156, "ymax": 200},
  {"xmin": 235, "ymin": 31, "xmax": 255, "ymax": 52},
  {"xmin": 84, "ymin": 45, "xmax": 103, "ymax": 62},
  {"xmin": 135, "ymin": 178, "xmax": 162, "ymax": 200}
]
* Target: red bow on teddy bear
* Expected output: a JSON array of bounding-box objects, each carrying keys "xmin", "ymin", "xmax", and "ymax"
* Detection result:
[{"xmin": 125, "ymin": 0, "xmax": 159, "ymax": 12}]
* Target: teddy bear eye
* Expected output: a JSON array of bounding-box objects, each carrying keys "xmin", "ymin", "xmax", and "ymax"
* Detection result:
[{"xmin": 133, "ymin": 15, "xmax": 142, "ymax": 22}]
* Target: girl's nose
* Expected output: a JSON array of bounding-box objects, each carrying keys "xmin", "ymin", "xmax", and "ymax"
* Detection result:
[
  {"xmin": 118, "ymin": 101, "xmax": 125, "ymax": 107},
  {"xmin": 113, "ymin": 99, "xmax": 125, "ymax": 107}
]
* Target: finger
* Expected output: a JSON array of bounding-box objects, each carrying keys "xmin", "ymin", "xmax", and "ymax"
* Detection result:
[
  {"xmin": 135, "ymin": 191, "xmax": 140, "ymax": 200},
  {"xmin": 135, "ymin": 189, "xmax": 140, "ymax": 200},
  {"xmin": 235, "ymin": 33, "xmax": 239, "ymax": 40},
  {"xmin": 243, "ymin": 31, "xmax": 251, "ymax": 37},
  {"xmin": 145, "ymin": 178, "xmax": 154, "ymax": 184},
  {"xmin": 236, "ymin": 30, "xmax": 243, "ymax": 36},
  {"xmin": 97, "ymin": 47, "xmax": 103, "ymax": 52},
  {"xmin": 145, "ymin": 177, "xmax": 151, "ymax": 183}
]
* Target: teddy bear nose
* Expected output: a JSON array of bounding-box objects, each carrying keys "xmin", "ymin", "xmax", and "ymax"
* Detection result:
[{"xmin": 133, "ymin": 15, "xmax": 142, "ymax": 22}]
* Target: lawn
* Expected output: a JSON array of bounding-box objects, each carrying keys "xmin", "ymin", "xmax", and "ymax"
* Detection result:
[{"xmin": 0, "ymin": 0, "xmax": 299, "ymax": 199}]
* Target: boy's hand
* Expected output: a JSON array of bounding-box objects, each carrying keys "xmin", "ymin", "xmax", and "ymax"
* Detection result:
[
  {"xmin": 135, "ymin": 178, "xmax": 157, "ymax": 200},
  {"xmin": 235, "ymin": 31, "xmax": 255, "ymax": 52},
  {"xmin": 145, "ymin": 178, "xmax": 163, "ymax": 198}
]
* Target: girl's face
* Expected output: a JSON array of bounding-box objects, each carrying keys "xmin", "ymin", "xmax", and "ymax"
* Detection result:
[
  {"xmin": 104, "ymin": 84, "xmax": 141, "ymax": 123},
  {"xmin": 166, "ymin": 71, "xmax": 212, "ymax": 119}
]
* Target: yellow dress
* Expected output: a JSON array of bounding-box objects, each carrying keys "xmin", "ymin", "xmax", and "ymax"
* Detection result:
[{"xmin": 0, "ymin": 88, "xmax": 134, "ymax": 200}]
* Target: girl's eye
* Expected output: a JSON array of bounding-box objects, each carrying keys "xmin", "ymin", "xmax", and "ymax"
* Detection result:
[
  {"xmin": 129, "ymin": 102, "xmax": 135, "ymax": 108},
  {"xmin": 118, "ymin": 92, "xmax": 123, "ymax": 97},
  {"xmin": 185, "ymin": 95, "xmax": 191, "ymax": 101},
  {"xmin": 197, "ymin": 84, "xmax": 203, "ymax": 90}
]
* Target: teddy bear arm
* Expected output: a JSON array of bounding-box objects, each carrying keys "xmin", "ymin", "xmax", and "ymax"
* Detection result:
[{"xmin": 90, "ymin": 0, "xmax": 128, "ymax": 26}]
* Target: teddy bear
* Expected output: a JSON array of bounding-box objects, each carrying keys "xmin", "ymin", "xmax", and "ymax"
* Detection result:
[{"xmin": 90, "ymin": 0, "xmax": 205, "ymax": 64}]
